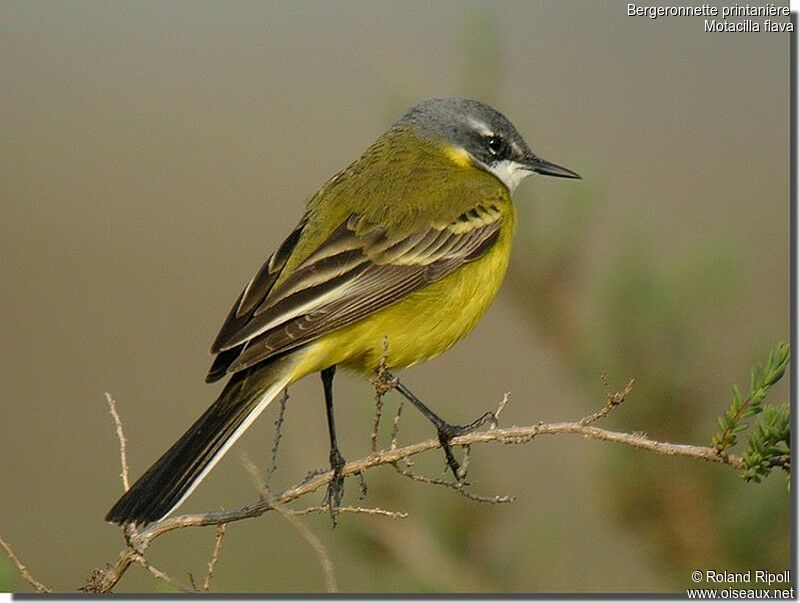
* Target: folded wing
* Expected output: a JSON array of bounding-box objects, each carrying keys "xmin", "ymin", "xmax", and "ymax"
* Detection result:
[{"xmin": 207, "ymin": 205, "xmax": 503, "ymax": 380}]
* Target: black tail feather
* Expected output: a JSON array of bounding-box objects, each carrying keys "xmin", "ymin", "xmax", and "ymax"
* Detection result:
[{"xmin": 105, "ymin": 370, "xmax": 273, "ymax": 526}]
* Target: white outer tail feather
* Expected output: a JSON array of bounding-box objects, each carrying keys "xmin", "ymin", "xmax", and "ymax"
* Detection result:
[{"xmin": 156, "ymin": 373, "xmax": 293, "ymax": 522}]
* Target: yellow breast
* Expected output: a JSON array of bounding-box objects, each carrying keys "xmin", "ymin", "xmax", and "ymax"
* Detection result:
[{"xmin": 293, "ymin": 205, "xmax": 516, "ymax": 376}]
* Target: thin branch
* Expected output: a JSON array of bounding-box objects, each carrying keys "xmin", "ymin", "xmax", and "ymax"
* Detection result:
[
  {"xmin": 289, "ymin": 505, "xmax": 408, "ymax": 520},
  {"xmin": 85, "ymin": 391, "xmax": 746, "ymax": 593},
  {"xmin": 370, "ymin": 390, "xmax": 384, "ymax": 454},
  {"xmin": 390, "ymin": 398, "xmax": 405, "ymax": 450},
  {"xmin": 132, "ymin": 554, "xmax": 192, "ymax": 592},
  {"xmin": 369, "ymin": 337, "xmax": 396, "ymax": 454},
  {"xmin": 580, "ymin": 379, "xmax": 634, "ymax": 425},
  {"xmin": 494, "ymin": 392, "xmax": 509, "ymax": 423},
  {"xmin": 203, "ymin": 523, "xmax": 227, "ymax": 592},
  {"xmin": 105, "ymin": 393, "xmax": 130, "ymax": 491},
  {"xmin": 0, "ymin": 535, "xmax": 51, "ymax": 593},
  {"xmin": 265, "ymin": 389, "xmax": 289, "ymax": 489},
  {"xmin": 392, "ymin": 461, "xmax": 514, "ymax": 504},
  {"xmin": 239, "ymin": 453, "xmax": 337, "ymax": 593}
]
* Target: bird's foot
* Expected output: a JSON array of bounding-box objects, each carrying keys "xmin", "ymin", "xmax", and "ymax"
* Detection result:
[
  {"xmin": 436, "ymin": 411, "xmax": 497, "ymax": 481},
  {"xmin": 323, "ymin": 448, "xmax": 346, "ymax": 526}
]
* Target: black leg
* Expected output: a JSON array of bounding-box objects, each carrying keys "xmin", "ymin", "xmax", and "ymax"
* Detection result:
[
  {"xmin": 321, "ymin": 365, "xmax": 345, "ymax": 524},
  {"xmin": 385, "ymin": 371, "xmax": 496, "ymax": 481}
]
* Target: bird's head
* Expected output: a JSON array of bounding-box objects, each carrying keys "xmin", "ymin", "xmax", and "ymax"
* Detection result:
[{"xmin": 395, "ymin": 97, "xmax": 580, "ymax": 192}]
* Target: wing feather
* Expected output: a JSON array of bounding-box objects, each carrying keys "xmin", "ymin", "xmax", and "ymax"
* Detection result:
[
  {"xmin": 206, "ymin": 217, "xmax": 307, "ymax": 382},
  {"xmin": 210, "ymin": 206, "xmax": 503, "ymax": 377}
]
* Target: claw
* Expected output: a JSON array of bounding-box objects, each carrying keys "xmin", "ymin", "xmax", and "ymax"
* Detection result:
[
  {"xmin": 436, "ymin": 411, "xmax": 496, "ymax": 482},
  {"xmin": 324, "ymin": 448, "xmax": 346, "ymax": 526},
  {"xmin": 437, "ymin": 429, "xmax": 464, "ymax": 481},
  {"xmin": 386, "ymin": 372, "xmax": 499, "ymax": 485},
  {"xmin": 356, "ymin": 472, "xmax": 368, "ymax": 500}
]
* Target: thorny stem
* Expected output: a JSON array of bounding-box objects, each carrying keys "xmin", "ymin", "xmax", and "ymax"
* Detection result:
[
  {"xmin": 580, "ymin": 380, "xmax": 634, "ymax": 425},
  {"xmin": 265, "ymin": 390, "xmax": 289, "ymax": 489},
  {"xmin": 105, "ymin": 393, "xmax": 130, "ymax": 492},
  {"xmin": 203, "ymin": 523, "xmax": 227, "ymax": 592},
  {"xmin": 0, "ymin": 535, "xmax": 51, "ymax": 593},
  {"xmin": 2, "ymin": 382, "xmax": 747, "ymax": 593},
  {"xmin": 79, "ymin": 410, "xmax": 744, "ymax": 592}
]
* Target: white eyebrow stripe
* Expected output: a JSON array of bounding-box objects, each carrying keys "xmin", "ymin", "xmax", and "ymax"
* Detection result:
[{"xmin": 466, "ymin": 116, "xmax": 493, "ymax": 137}]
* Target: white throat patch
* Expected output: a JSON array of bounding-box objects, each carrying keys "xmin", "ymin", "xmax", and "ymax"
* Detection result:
[{"xmin": 484, "ymin": 159, "xmax": 532, "ymax": 193}]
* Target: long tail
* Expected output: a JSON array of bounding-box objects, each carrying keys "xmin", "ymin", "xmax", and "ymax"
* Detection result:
[{"xmin": 105, "ymin": 361, "xmax": 294, "ymax": 526}]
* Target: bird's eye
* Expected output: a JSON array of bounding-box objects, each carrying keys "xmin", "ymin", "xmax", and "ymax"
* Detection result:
[{"xmin": 486, "ymin": 135, "xmax": 505, "ymax": 157}]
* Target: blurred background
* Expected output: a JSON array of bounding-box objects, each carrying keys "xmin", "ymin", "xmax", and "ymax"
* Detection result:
[{"xmin": 0, "ymin": 0, "xmax": 790, "ymax": 593}]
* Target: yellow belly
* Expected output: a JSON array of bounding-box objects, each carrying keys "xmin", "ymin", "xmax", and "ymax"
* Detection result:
[{"xmin": 290, "ymin": 210, "xmax": 515, "ymax": 379}]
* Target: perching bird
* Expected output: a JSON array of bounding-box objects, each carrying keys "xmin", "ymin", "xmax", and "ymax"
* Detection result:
[{"xmin": 105, "ymin": 97, "xmax": 580, "ymax": 526}]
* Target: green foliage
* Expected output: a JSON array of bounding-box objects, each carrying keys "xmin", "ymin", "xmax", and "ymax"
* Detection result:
[
  {"xmin": 0, "ymin": 556, "xmax": 11, "ymax": 592},
  {"xmin": 741, "ymin": 403, "xmax": 791, "ymax": 484},
  {"xmin": 711, "ymin": 342, "xmax": 790, "ymax": 484}
]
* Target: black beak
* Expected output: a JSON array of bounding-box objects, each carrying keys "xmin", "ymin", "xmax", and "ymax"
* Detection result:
[{"xmin": 524, "ymin": 155, "xmax": 581, "ymax": 179}]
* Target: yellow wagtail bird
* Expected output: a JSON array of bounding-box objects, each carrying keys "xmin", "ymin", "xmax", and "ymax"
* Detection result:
[{"xmin": 106, "ymin": 97, "xmax": 580, "ymax": 526}]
